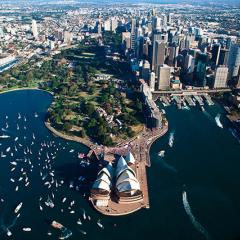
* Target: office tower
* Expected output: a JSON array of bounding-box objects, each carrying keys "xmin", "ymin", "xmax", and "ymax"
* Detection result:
[
  {"xmin": 104, "ymin": 20, "xmax": 111, "ymax": 31},
  {"xmin": 141, "ymin": 60, "xmax": 150, "ymax": 81},
  {"xmin": 184, "ymin": 54, "xmax": 195, "ymax": 73},
  {"xmin": 219, "ymin": 49, "xmax": 229, "ymax": 66},
  {"xmin": 64, "ymin": 31, "xmax": 72, "ymax": 44},
  {"xmin": 226, "ymin": 37, "xmax": 232, "ymax": 49},
  {"xmin": 213, "ymin": 66, "xmax": 228, "ymax": 88},
  {"xmin": 149, "ymin": 72, "xmax": 156, "ymax": 91},
  {"xmin": 122, "ymin": 32, "xmax": 131, "ymax": 49},
  {"xmin": 130, "ymin": 18, "xmax": 136, "ymax": 51},
  {"xmin": 157, "ymin": 65, "xmax": 171, "ymax": 90},
  {"xmin": 167, "ymin": 46, "xmax": 176, "ymax": 66},
  {"xmin": 0, "ymin": 28, "xmax": 4, "ymax": 38},
  {"xmin": 152, "ymin": 8, "xmax": 157, "ymax": 17},
  {"xmin": 111, "ymin": 18, "xmax": 118, "ymax": 32},
  {"xmin": 97, "ymin": 22, "xmax": 102, "ymax": 34},
  {"xmin": 152, "ymin": 40, "xmax": 166, "ymax": 73},
  {"xmin": 167, "ymin": 13, "xmax": 173, "ymax": 24},
  {"xmin": 195, "ymin": 52, "xmax": 209, "ymax": 87},
  {"xmin": 136, "ymin": 36, "xmax": 144, "ymax": 60},
  {"xmin": 152, "ymin": 16, "xmax": 161, "ymax": 33},
  {"xmin": 32, "ymin": 20, "xmax": 38, "ymax": 39},
  {"xmin": 161, "ymin": 14, "xmax": 167, "ymax": 27},
  {"xmin": 228, "ymin": 43, "xmax": 240, "ymax": 79},
  {"xmin": 211, "ymin": 43, "xmax": 221, "ymax": 66},
  {"xmin": 151, "ymin": 32, "xmax": 161, "ymax": 69}
]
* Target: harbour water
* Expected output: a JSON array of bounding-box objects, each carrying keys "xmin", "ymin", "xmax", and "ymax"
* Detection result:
[{"xmin": 0, "ymin": 90, "xmax": 240, "ymax": 240}]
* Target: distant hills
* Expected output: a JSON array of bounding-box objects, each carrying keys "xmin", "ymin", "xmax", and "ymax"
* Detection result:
[{"xmin": 2, "ymin": 0, "xmax": 240, "ymax": 5}]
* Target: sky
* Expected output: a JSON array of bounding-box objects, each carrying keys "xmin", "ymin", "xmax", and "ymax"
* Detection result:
[{"xmin": 2, "ymin": 0, "xmax": 240, "ymax": 4}]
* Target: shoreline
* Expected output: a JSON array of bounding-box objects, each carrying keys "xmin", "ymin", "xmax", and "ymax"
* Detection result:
[
  {"xmin": 0, "ymin": 87, "xmax": 54, "ymax": 96},
  {"xmin": 0, "ymin": 86, "xmax": 169, "ymax": 216}
]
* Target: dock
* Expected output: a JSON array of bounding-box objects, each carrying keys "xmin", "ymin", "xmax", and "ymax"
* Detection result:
[
  {"xmin": 194, "ymin": 95, "xmax": 204, "ymax": 106},
  {"xmin": 184, "ymin": 96, "xmax": 196, "ymax": 106},
  {"xmin": 172, "ymin": 95, "xmax": 182, "ymax": 109},
  {"xmin": 203, "ymin": 94, "xmax": 214, "ymax": 105}
]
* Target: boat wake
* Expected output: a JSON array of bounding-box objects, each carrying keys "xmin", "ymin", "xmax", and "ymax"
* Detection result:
[
  {"xmin": 0, "ymin": 214, "xmax": 18, "ymax": 236},
  {"xmin": 168, "ymin": 131, "xmax": 175, "ymax": 147},
  {"xmin": 182, "ymin": 190, "xmax": 211, "ymax": 240},
  {"xmin": 159, "ymin": 158, "xmax": 177, "ymax": 173},
  {"xmin": 215, "ymin": 114, "xmax": 223, "ymax": 128}
]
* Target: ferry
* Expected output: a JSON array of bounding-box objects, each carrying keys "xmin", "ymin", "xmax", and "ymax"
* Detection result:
[
  {"xmin": 215, "ymin": 114, "xmax": 223, "ymax": 128},
  {"xmin": 22, "ymin": 228, "xmax": 31, "ymax": 232},
  {"xmin": 158, "ymin": 150, "xmax": 165, "ymax": 157},
  {"xmin": 0, "ymin": 134, "xmax": 10, "ymax": 139},
  {"xmin": 97, "ymin": 219, "xmax": 104, "ymax": 229},
  {"xmin": 14, "ymin": 202, "xmax": 23, "ymax": 213},
  {"xmin": 78, "ymin": 153, "xmax": 85, "ymax": 159},
  {"xmin": 51, "ymin": 221, "xmax": 72, "ymax": 240}
]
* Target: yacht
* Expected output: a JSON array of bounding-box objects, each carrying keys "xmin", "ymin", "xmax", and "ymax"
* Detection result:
[
  {"xmin": 14, "ymin": 202, "xmax": 23, "ymax": 213},
  {"xmin": 97, "ymin": 219, "xmax": 104, "ymax": 229},
  {"xmin": 158, "ymin": 150, "xmax": 165, "ymax": 157}
]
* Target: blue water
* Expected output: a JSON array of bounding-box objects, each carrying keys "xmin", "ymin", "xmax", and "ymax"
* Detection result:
[{"xmin": 0, "ymin": 89, "xmax": 240, "ymax": 240}]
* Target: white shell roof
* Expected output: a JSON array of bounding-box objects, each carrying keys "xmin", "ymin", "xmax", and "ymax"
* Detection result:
[
  {"xmin": 117, "ymin": 180, "xmax": 140, "ymax": 192},
  {"xmin": 98, "ymin": 162, "xmax": 114, "ymax": 179},
  {"xmin": 125, "ymin": 152, "xmax": 136, "ymax": 164},
  {"xmin": 92, "ymin": 179, "xmax": 110, "ymax": 191},
  {"xmin": 116, "ymin": 169, "xmax": 138, "ymax": 187},
  {"xmin": 116, "ymin": 156, "xmax": 129, "ymax": 178}
]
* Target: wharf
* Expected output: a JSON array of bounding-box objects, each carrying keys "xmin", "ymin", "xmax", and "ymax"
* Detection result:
[
  {"xmin": 184, "ymin": 96, "xmax": 196, "ymax": 106},
  {"xmin": 194, "ymin": 95, "xmax": 204, "ymax": 106},
  {"xmin": 203, "ymin": 94, "xmax": 214, "ymax": 105}
]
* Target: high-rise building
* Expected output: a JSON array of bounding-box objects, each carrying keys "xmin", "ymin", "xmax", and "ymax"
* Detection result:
[
  {"xmin": 149, "ymin": 72, "xmax": 156, "ymax": 91},
  {"xmin": 219, "ymin": 49, "xmax": 229, "ymax": 66},
  {"xmin": 104, "ymin": 20, "xmax": 111, "ymax": 31},
  {"xmin": 228, "ymin": 43, "xmax": 240, "ymax": 79},
  {"xmin": 157, "ymin": 64, "xmax": 171, "ymax": 90},
  {"xmin": 142, "ymin": 60, "xmax": 150, "ymax": 81},
  {"xmin": 130, "ymin": 18, "xmax": 136, "ymax": 51},
  {"xmin": 32, "ymin": 20, "xmax": 38, "ymax": 39},
  {"xmin": 111, "ymin": 18, "xmax": 118, "ymax": 32},
  {"xmin": 64, "ymin": 31, "xmax": 72, "ymax": 44},
  {"xmin": 211, "ymin": 43, "xmax": 221, "ymax": 67},
  {"xmin": 213, "ymin": 66, "xmax": 228, "ymax": 88},
  {"xmin": 167, "ymin": 13, "xmax": 173, "ymax": 24},
  {"xmin": 151, "ymin": 32, "xmax": 161, "ymax": 71},
  {"xmin": 194, "ymin": 52, "xmax": 209, "ymax": 87},
  {"xmin": 122, "ymin": 32, "xmax": 131, "ymax": 49},
  {"xmin": 153, "ymin": 40, "xmax": 166, "ymax": 74}
]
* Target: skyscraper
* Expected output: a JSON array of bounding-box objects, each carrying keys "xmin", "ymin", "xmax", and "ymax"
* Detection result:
[
  {"xmin": 228, "ymin": 43, "xmax": 240, "ymax": 79},
  {"xmin": 130, "ymin": 19, "xmax": 136, "ymax": 51},
  {"xmin": 194, "ymin": 52, "xmax": 209, "ymax": 87},
  {"xmin": 32, "ymin": 20, "xmax": 38, "ymax": 39},
  {"xmin": 211, "ymin": 43, "xmax": 221, "ymax": 67},
  {"xmin": 213, "ymin": 66, "xmax": 228, "ymax": 88},
  {"xmin": 151, "ymin": 32, "xmax": 161, "ymax": 71},
  {"xmin": 157, "ymin": 64, "xmax": 171, "ymax": 90},
  {"xmin": 153, "ymin": 40, "xmax": 166, "ymax": 74}
]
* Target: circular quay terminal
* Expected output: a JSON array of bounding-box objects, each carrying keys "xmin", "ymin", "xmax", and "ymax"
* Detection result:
[{"xmin": 0, "ymin": 0, "xmax": 240, "ymax": 240}]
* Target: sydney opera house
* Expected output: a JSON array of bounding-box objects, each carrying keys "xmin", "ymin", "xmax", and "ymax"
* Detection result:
[{"xmin": 90, "ymin": 152, "xmax": 143, "ymax": 215}]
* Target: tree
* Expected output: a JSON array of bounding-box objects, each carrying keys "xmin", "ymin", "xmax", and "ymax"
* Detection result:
[{"xmin": 62, "ymin": 122, "xmax": 73, "ymax": 131}]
